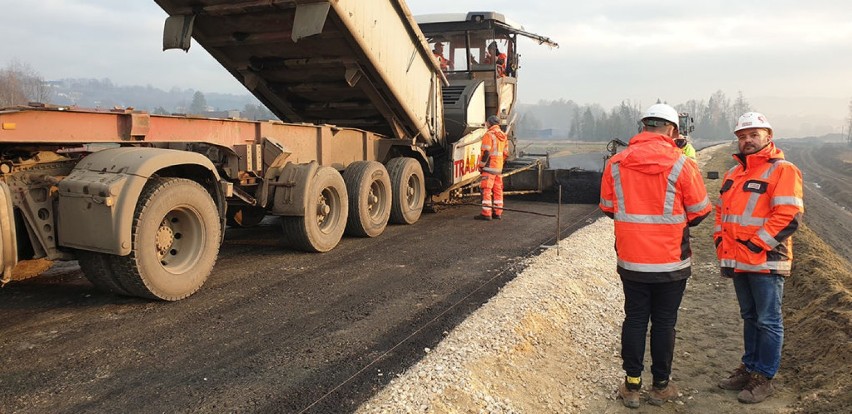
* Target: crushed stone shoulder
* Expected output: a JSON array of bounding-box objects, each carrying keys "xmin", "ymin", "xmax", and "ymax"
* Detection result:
[{"xmin": 357, "ymin": 217, "xmax": 624, "ymax": 413}]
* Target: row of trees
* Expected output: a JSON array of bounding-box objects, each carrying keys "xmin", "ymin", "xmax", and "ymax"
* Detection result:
[
  {"xmin": 515, "ymin": 90, "xmax": 754, "ymax": 142},
  {"xmin": 6, "ymin": 61, "xmax": 848, "ymax": 142}
]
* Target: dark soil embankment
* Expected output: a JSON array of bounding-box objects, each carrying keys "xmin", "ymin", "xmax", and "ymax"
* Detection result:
[{"xmin": 784, "ymin": 226, "xmax": 852, "ymax": 413}]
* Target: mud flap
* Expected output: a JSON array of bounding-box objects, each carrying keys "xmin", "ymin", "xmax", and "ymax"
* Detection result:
[
  {"xmin": 0, "ymin": 181, "xmax": 18, "ymax": 282},
  {"xmin": 272, "ymin": 161, "xmax": 319, "ymax": 216}
]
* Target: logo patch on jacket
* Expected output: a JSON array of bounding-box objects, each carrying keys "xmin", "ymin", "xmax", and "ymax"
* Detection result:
[{"xmin": 743, "ymin": 180, "xmax": 768, "ymax": 194}]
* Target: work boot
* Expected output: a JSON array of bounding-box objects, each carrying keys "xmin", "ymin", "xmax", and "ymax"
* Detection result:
[
  {"xmin": 617, "ymin": 376, "xmax": 642, "ymax": 409},
  {"xmin": 737, "ymin": 373, "xmax": 775, "ymax": 404},
  {"xmin": 493, "ymin": 215, "xmax": 502, "ymax": 220},
  {"xmin": 648, "ymin": 380, "xmax": 678, "ymax": 406},
  {"xmin": 474, "ymin": 215, "xmax": 492, "ymax": 221},
  {"xmin": 719, "ymin": 364, "xmax": 751, "ymax": 390}
]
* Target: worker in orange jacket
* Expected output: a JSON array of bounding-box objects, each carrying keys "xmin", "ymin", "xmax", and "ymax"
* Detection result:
[
  {"xmin": 600, "ymin": 103, "xmax": 711, "ymax": 408},
  {"xmin": 476, "ymin": 115, "xmax": 509, "ymax": 220},
  {"xmin": 714, "ymin": 112, "xmax": 803, "ymax": 404},
  {"xmin": 484, "ymin": 41, "xmax": 507, "ymax": 77},
  {"xmin": 432, "ymin": 41, "xmax": 452, "ymax": 72}
]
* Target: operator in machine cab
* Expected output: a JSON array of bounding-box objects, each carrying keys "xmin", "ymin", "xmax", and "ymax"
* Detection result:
[
  {"xmin": 432, "ymin": 41, "xmax": 453, "ymax": 71},
  {"xmin": 484, "ymin": 41, "xmax": 507, "ymax": 77},
  {"xmin": 476, "ymin": 115, "xmax": 509, "ymax": 221}
]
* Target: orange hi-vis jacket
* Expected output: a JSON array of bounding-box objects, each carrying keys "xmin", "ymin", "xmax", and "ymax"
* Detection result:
[
  {"xmin": 479, "ymin": 125, "xmax": 508, "ymax": 174},
  {"xmin": 599, "ymin": 132, "xmax": 711, "ymax": 281},
  {"xmin": 714, "ymin": 142, "xmax": 803, "ymax": 277}
]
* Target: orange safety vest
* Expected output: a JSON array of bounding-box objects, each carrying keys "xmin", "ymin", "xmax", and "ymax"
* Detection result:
[
  {"xmin": 484, "ymin": 52, "xmax": 508, "ymax": 76},
  {"xmin": 713, "ymin": 142, "xmax": 803, "ymax": 276},
  {"xmin": 599, "ymin": 132, "xmax": 711, "ymax": 279},
  {"xmin": 479, "ymin": 125, "xmax": 508, "ymax": 174},
  {"xmin": 433, "ymin": 51, "xmax": 450, "ymax": 71}
]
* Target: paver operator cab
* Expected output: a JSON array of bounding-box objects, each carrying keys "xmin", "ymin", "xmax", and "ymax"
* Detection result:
[
  {"xmin": 415, "ymin": 12, "xmax": 558, "ymax": 174},
  {"xmin": 0, "ymin": 1, "xmax": 556, "ymax": 300}
]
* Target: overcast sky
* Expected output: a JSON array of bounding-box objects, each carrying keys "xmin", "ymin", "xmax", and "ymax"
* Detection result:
[{"xmin": 2, "ymin": 1, "xmax": 851, "ymax": 137}]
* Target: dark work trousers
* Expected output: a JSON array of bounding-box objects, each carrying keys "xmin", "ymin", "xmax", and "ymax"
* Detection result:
[{"xmin": 620, "ymin": 277, "xmax": 688, "ymax": 383}]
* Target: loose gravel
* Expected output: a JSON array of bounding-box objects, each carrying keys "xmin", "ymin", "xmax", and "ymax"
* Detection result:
[{"xmin": 356, "ymin": 217, "xmax": 624, "ymax": 413}]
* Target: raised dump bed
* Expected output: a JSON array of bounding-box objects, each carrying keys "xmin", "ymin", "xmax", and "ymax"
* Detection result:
[{"xmin": 154, "ymin": 0, "xmax": 445, "ymax": 146}]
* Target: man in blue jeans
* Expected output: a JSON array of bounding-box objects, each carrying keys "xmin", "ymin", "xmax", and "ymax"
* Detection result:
[{"xmin": 714, "ymin": 112, "xmax": 803, "ymax": 404}]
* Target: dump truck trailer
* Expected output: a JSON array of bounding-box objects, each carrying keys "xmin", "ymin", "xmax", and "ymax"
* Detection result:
[
  {"xmin": 0, "ymin": 1, "xmax": 557, "ymax": 300},
  {"xmin": 0, "ymin": 105, "xmax": 428, "ymax": 300},
  {"xmin": 155, "ymin": 0, "xmax": 445, "ymax": 146}
]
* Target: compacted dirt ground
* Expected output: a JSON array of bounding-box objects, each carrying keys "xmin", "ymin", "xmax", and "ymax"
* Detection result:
[{"xmin": 358, "ymin": 142, "xmax": 852, "ymax": 414}]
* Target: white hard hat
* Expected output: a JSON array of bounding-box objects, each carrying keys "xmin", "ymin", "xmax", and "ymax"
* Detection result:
[
  {"xmin": 641, "ymin": 103, "xmax": 679, "ymax": 127},
  {"xmin": 734, "ymin": 112, "xmax": 772, "ymax": 133}
]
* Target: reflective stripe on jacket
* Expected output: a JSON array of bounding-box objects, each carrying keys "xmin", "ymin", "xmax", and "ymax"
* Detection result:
[
  {"xmin": 713, "ymin": 142, "xmax": 803, "ymax": 276},
  {"xmin": 599, "ymin": 132, "xmax": 711, "ymax": 280},
  {"xmin": 479, "ymin": 125, "xmax": 509, "ymax": 174}
]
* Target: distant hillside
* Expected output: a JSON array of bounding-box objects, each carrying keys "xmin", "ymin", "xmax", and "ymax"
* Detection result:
[
  {"xmin": 45, "ymin": 78, "xmax": 271, "ymax": 116},
  {"xmin": 779, "ymin": 133, "xmax": 847, "ymax": 144}
]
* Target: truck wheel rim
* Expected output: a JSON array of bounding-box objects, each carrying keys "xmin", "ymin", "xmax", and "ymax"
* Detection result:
[
  {"xmin": 405, "ymin": 175, "xmax": 420, "ymax": 208},
  {"xmin": 368, "ymin": 180, "xmax": 385, "ymax": 220},
  {"xmin": 316, "ymin": 188, "xmax": 340, "ymax": 234},
  {"xmin": 156, "ymin": 206, "xmax": 205, "ymax": 274}
]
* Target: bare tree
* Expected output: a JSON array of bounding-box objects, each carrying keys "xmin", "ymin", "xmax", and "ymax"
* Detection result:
[
  {"xmin": 732, "ymin": 91, "xmax": 751, "ymax": 119},
  {"xmin": 847, "ymin": 98, "xmax": 852, "ymax": 146},
  {"xmin": 0, "ymin": 66, "xmax": 28, "ymax": 107},
  {"xmin": 0, "ymin": 61, "xmax": 52, "ymax": 107}
]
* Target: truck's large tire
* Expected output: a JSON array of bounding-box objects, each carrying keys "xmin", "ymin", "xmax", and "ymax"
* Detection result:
[
  {"xmin": 281, "ymin": 167, "xmax": 348, "ymax": 252},
  {"xmin": 226, "ymin": 205, "xmax": 266, "ymax": 228},
  {"xmin": 108, "ymin": 177, "xmax": 221, "ymax": 301},
  {"xmin": 343, "ymin": 161, "xmax": 391, "ymax": 237},
  {"xmin": 387, "ymin": 157, "xmax": 424, "ymax": 225},
  {"xmin": 77, "ymin": 250, "xmax": 130, "ymax": 296}
]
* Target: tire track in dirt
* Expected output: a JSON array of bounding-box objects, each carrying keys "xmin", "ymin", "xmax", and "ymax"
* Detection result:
[{"xmin": 781, "ymin": 141, "xmax": 852, "ymax": 262}]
